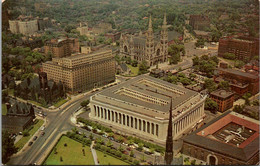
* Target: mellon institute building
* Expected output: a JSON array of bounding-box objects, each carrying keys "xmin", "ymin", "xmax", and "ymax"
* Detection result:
[{"xmin": 89, "ymin": 75, "xmax": 206, "ymax": 145}]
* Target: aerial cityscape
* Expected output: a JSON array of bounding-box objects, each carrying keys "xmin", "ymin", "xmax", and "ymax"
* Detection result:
[{"xmin": 1, "ymin": 0, "xmax": 259, "ymax": 165}]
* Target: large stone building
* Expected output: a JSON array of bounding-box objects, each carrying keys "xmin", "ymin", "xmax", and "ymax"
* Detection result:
[
  {"xmin": 182, "ymin": 111, "xmax": 259, "ymax": 165},
  {"xmin": 218, "ymin": 36, "xmax": 259, "ymax": 62},
  {"xmin": 9, "ymin": 15, "xmax": 52, "ymax": 35},
  {"xmin": 214, "ymin": 67, "xmax": 259, "ymax": 96},
  {"xmin": 89, "ymin": 75, "xmax": 206, "ymax": 145},
  {"xmin": 77, "ymin": 22, "xmax": 89, "ymax": 36},
  {"xmin": 92, "ymin": 22, "xmax": 113, "ymax": 34},
  {"xmin": 44, "ymin": 38, "xmax": 80, "ymax": 58},
  {"xmin": 189, "ymin": 15, "xmax": 210, "ymax": 31},
  {"xmin": 9, "ymin": 16, "xmax": 38, "ymax": 35},
  {"xmin": 120, "ymin": 14, "xmax": 168, "ymax": 66},
  {"xmin": 42, "ymin": 49, "xmax": 115, "ymax": 93}
]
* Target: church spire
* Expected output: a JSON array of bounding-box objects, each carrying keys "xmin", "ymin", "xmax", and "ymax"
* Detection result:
[
  {"xmin": 163, "ymin": 12, "xmax": 167, "ymax": 25},
  {"xmin": 165, "ymin": 98, "xmax": 173, "ymax": 165},
  {"xmin": 148, "ymin": 14, "xmax": 153, "ymax": 31}
]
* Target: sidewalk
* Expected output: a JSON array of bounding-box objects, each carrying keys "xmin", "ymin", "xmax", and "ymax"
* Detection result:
[{"xmin": 90, "ymin": 141, "xmax": 99, "ymax": 165}]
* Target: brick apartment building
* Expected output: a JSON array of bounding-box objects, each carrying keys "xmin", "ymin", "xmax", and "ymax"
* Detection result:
[
  {"xmin": 214, "ymin": 68, "xmax": 259, "ymax": 96},
  {"xmin": 43, "ymin": 49, "xmax": 115, "ymax": 93},
  {"xmin": 210, "ymin": 89, "xmax": 234, "ymax": 113},
  {"xmin": 218, "ymin": 36, "xmax": 259, "ymax": 62},
  {"xmin": 44, "ymin": 38, "xmax": 80, "ymax": 58},
  {"xmin": 189, "ymin": 15, "xmax": 210, "ymax": 31}
]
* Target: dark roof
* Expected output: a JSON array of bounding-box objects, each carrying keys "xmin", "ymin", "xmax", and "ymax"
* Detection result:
[
  {"xmin": 119, "ymin": 63, "xmax": 128, "ymax": 72},
  {"xmin": 2, "ymin": 115, "xmax": 33, "ymax": 127},
  {"xmin": 218, "ymin": 68, "xmax": 258, "ymax": 80},
  {"xmin": 244, "ymin": 106, "xmax": 259, "ymax": 114},
  {"xmin": 183, "ymin": 111, "xmax": 259, "ymax": 162},
  {"xmin": 210, "ymin": 89, "xmax": 234, "ymax": 98},
  {"xmin": 7, "ymin": 101, "xmax": 34, "ymax": 117}
]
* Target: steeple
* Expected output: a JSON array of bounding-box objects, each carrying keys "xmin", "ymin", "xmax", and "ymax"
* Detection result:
[
  {"xmin": 164, "ymin": 98, "xmax": 173, "ymax": 165},
  {"xmin": 163, "ymin": 12, "xmax": 167, "ymax": 25},
  {"xmin": 148, "ymin": 14, "xmax": 153, "ymax": 32}
]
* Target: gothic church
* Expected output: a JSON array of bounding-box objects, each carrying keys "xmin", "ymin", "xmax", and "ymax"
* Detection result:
[{"xmin": 120, "ymin": 13, "xmax": 168, "ymax": 66}]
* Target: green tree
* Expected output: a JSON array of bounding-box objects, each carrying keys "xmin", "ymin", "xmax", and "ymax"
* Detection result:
[
  {"xmin": 204, "ymin": 79, "xmax": 217, "ymax": 92},
  {"xmin": 192, "ymin": 56, "xmax": 200, "ymax": 66},
  {"xmin": 223, "ymin": 53, "xmax": 236, "ymax": 60},
  {"xmin": 131, "ymin": 60, "xmax": 138, "ymax": 67},
  {"xmin": 138, "ymin": 61, "xmax": 149, "ymax": 75},
  {"xmin": 233, "ymin": 105, "xmax": 244, "ymax": 114},
  {"xmin": 218, "ymin": 81, "xmax": 230, "ymax": 90},
  {"xmin": 2, "ymin": 130, "xmax": 18, "ymax": 164},
  {"xmin": 195, "ymin": 38, "xmax": 205, "ymax": 47},
  {"xmin": 81, "ymin": 100, "xmax": 90, "ymax": 108},
  {"xmin": 205, "ymin": 98, "xmax": 218, "ymax": 113}
]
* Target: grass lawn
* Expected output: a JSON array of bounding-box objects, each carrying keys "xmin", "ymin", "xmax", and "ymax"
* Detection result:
[
  {"xmin": 15, "ymin": 119, "xmax": 44, "ymax": 151},
  {"xmin": 96, "ymin": 150, "xmax": 129, "ymax": 165},
  {"xmin": 126, "ymin": 64, "xmax": 139, "ymax": 76},
  {"xmin": 2, "ymin": 104, "xmax": 7, "ymax": 115},
  {"xmin": 44, "ymin": 136, "xmax": 95, "ymax": 165},
  {"xmin": 54, "ymin": 99, "xmax": 68, "ymax": 108}
]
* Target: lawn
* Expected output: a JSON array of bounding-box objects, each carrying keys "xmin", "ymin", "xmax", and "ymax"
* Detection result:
[
  {"xmin": 2, "ymin": 104, "xmax": 7, "ymax": 115},
  {"xmin": 44, "ymin": 136, "xmax": 95, "ymax": 165},
  {"xmin": 96, "ymin": 150, "xmax": 129, "ymax": 165},
  {"xmin": 15, "ymin": 119, "xmax": 44, "ymax": 151},
  {"xmin": 54, "ymin": 99, "xmax": 68, "ymax": 108},
  {"xmin": 126, "ymin": 64, "xmax": 139, "ymax": 76}
]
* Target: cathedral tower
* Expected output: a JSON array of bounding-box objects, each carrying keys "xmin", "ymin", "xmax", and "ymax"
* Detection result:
[
  {"xmin": 161, "ymin": 13, "xmax": 168, "ymax": 62},
  {"xmin": 145, "ymin": 15, "xmax": 155, "ymax": 66},
  {"xmin": 164, "ymin": 98, "xmax": 173, "ymax": 165}
]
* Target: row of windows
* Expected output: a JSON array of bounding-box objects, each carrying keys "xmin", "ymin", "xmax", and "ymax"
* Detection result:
[{"xmin": 94, "ymin": 105, "xmax": 159, "ymax": 136}]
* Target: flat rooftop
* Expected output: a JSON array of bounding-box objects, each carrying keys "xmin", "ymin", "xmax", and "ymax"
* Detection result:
[
  {"xmin": 210, "ymin": 89, "xmax": 234, "ymax": 98},
  {"xmin": 95, "ymin": 75, "xmax": 198, "ymax": 113},
  {"xmin": 184, "ymin": 111, "xmax": 259, "ymax": 161},
  {"xmin": 218, "ymin": 68, "xmax": 259, "ymax": 80}
]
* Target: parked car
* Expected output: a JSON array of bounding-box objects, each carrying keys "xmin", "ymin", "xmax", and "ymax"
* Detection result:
[
  {"xmin": 19, "ymin": 132, "xmax": 23, "ymax": 135},
  {"xmin": 41, "ymin": 132, "xmax": 45, "ymax": 136},
  {"xmin": 41, "ymin": 126, "xmax": 45, "ymax": 131},
  {"xmin": 123, "ymin": 151, "xmax": 129, "ymax": 155},
  {"xmin": 144, "ymin": 151, "xmax": 152, "ymax": 155},
  {"xmin": 108, "ymin": 137, "xmax": 115, "ymax": 141},
  {"xmin": 148, "ymin": 161, "xmax": 153, "ymax": 165},
  {"xmin": 28, "ymin": 142, "xmax": 33, "ymax": 146},
  {"xmin": 33, "ymin": 136, "xmax": 38, "ymax": 141},
  {"xmin": 127, "ymin": 147, "xmax": 132, "ymax": 151}
]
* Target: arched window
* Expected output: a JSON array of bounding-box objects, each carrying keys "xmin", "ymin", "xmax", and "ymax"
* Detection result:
[
  {"xmin": 112, "ymin": 111, "xmax": 114, "ymax": 122},
  {"xmin": 124, "ymin": 46, "xmax": 128, "ymax": 53},
  {"xmin": 131, "ymin": 117, "xmax": 133, "ymax": 128},
  {"xmin": 147, "ymin": 122, "xmax": 150, "ymax": 133},
  {"xmin": 135, "ymin": 118, "xmax": 137, "ymax": 129},
  {"xmin": 127, "ymin": 116, "xmax": 129, "ymax": 126},
  {"xmin": 119, "ymin": 113, "xmax": 122, "ymax": 124},
  {"xmin": 115, "ymin": 112, "xmax": 118, "ymax": 123},
  {"xmin": 108, "ymin": 110, "xmax": 110, "ymax": 120},
  {"xmin": 209, "ymin": 156, "xmax": 217, "ymax": 165},
  {"xmin": 152, "ymin": 123, "xmax": 154, "ymax": 134},
  {"xmin": 139, "ymin": 119, "xmax": 142, "ymax": 130}
]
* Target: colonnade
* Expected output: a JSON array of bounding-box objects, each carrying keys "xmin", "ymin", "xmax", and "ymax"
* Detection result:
[
  {"xmin": 173, "ymin": 105, "xmax": 204, "ymax": 136},
  {"xmin": 93, "ymin": 105, "xmax": 159, "ymax": 136}
]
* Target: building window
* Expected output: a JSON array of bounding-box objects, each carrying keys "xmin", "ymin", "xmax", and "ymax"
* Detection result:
[
  {"xmin": 123, "ymin": 114, "xmax": 125, "ymax": 125},
  {"xmin": 119, "ymin": 113, "xmax": 122, "ymax": 124},
  {"xmin": 104, "ymin": 109, "xmax": 107, "ymax": 119},
  {"xmin": 147, "ymin": 122, "xmax": 150, "ymax": 133},
  {"xmin": 115, "ymin": 112, "xmax": 118, "ymax": 123},
  {"xmin": 156, "ymin": 124, "xmax": 159, "ymax": 136},
  {"xmin": 94, "ymin": 105, "xmax": 97, "ymax": 116},
  {"xmin": 139, "ymin": 119, "xmax": 141, "ymax": 130},
  {"xmin": 135, "ymin": 118, "xmax": 137, "ymax": 129},
  {"xmin": 97, "ymin": 107, "xmax": 100, "ymax": 117},
  {"xmin": 152, "ymin": 123, "xmax": 154, "ymax": 134},
  {"xmin": 131, "ymin": 117, "xmax": 133, "ymax": 128},
  {"xmin": 101, "ymin": 108, "xmax": 103, "ymax": 118},
  {"xmin": 143, "ymin": 120, "xmax": 146, "ymax": 132},
  {"xmin": 127, "ymin": 115, "xmax": 129, "ymax": 126},
  {"xmin": 112, "ymin": 111, "xmax": 114, "ymax": 122},
  {"xmin": 108, "ymin": 110, "xmax": 110, "ymax": 121}
]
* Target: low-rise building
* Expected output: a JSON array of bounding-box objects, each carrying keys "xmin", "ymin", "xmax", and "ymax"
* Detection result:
[
  {"xmin": 43, "ymin": 49, "xmax": 115, "ymax": 93},
  {"xmin": 2, "ymin": 101, "xmax": 35, "ymax": 134},
  {"xmin": 210, "ymin": 89, "xmax": 234, "ymax": 113},
  {"xmin": 215, "ymin": 68, "xmax": 259, "ymax": 96},
  {"xmin": 182, "ymin": 111, "xmax": 259, "ymax": 165}
]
